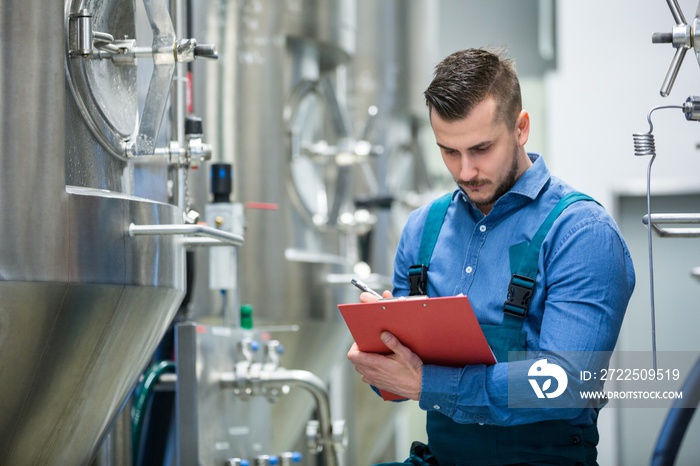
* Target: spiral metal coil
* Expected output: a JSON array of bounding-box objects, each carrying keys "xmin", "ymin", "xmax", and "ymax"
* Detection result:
[
  {"xmin": 632, "ymin": 104, "xmax": 682, "ymax": 371},
  {"xmin": 633, "ymin": 105, "xmax": 683, "ymax": 157},
  {"xmin": 632, "ymin": 132, "xmax": 656, "ymax": 157}
]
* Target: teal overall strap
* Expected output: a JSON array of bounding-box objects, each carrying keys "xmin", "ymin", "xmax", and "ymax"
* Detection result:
[
  {"xmin": 502, "ymin": 192, "xmax": 598, "ymax": 327},
  {"xmin": 408, "ymin": 193, "xmax": 452, "ymax": 296}
]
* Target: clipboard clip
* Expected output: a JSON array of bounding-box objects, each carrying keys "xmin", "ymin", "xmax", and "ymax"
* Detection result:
[
  {"xmin": 408, "ymin": 264, "xmax": 428, "ymax": 296},
  {"xmin": 503, "ymin": 274, "xmax": 535, "ymax": 318}
]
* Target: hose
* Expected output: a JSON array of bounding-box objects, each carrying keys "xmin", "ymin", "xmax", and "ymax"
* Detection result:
[
  {"xmin": 651, "ymin": 355, "xmax": 700, "ymax": 465},
  {"xmin": 131, "ymin": 360, "xmax": 176, "ymax": 465}
]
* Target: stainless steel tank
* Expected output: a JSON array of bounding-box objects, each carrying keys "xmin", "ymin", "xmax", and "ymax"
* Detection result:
[
  {"xmin": 187, "ymin": 0, "xmax": 437, "ymax": 463},
  {"xmin": 0, "ymin": 1, "xmax": 185, "ymax": 464},
  {"xmin": 353, "ymin": 0, "xmax": 438, "ymax": 125},
  {"xmin": 229, "ymin": 0, "xmax": 356, "ymax": 324},
  {"xmin": 352, "ymin": 0, "xmax": 440, "ymax": 275},
  {"xmin": 188, "ymin": 0, "xmax": 359, "ymax": 460}
]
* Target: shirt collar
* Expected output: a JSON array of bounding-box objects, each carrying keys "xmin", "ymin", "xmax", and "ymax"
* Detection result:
[{"xmin": 507, "ymin": 152, "xmax": 550, "ymax": 200}]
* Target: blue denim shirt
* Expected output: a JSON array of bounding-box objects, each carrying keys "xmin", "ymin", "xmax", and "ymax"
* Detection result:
[{"xmin": 392, "ymin": 154, "xmax": 635, "ymax": 426}]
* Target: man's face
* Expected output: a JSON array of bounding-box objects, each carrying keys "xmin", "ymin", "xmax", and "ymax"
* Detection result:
[{"xmin": 431, "ymin": 96, "xmax": 530, "ymax": 214}]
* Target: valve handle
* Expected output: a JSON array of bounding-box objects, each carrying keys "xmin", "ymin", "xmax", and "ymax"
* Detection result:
[
  {"xmin": 652, "ymin": 0, "xmax": 696, "ymax": 97},
  {"xmin": 660, "ymin": 46, "xmax": 689, "ymax": 97},
  {"xmin": 667, "ymin": 0, "xmax": 687, "ymax": 25}
]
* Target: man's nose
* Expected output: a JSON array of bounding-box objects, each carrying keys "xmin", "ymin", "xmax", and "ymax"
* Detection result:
[{"xmin": 459, "ymin": 154, "xmax": 477, "ymax": 180}]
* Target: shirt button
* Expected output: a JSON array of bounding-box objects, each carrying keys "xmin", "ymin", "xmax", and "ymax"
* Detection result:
[
  {"xmin": 465, "ymin": 266, "xmax": 473, "ymax": 274},
  {"xmin": 476, "ymin": 416, "xmax": 485, "ymax": 425},
  {"xmin": 433, "ymin": 404, "xmax": 440, "ymax": 410},
  {"xmin": 479, "ymin": 225, "xmax": 487, "ymax": 232}
]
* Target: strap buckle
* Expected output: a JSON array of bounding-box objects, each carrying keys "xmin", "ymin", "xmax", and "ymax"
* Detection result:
[
  {"xmin": 503, "ymin": 274, "xmax": 535, "ymax": 318},
  {"xmin": 408, "ymin": 264, "xmax": 428, "ymax": 296}
]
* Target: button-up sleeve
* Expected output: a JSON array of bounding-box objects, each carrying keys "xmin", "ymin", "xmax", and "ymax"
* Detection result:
[{"xmin": 396, "ymin": 197, "xmax": 635, "ymax": 426}]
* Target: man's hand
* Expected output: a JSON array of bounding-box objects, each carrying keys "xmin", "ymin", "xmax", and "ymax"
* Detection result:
[
  {"xmin": 347, "ymin": 330, "xmax": 423, "ymax": 401},
  {"xmin": 359, "ymin": 289, "xmax": 394, "ymax": 303}
]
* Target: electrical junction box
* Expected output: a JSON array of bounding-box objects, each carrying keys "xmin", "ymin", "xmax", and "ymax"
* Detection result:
[{"xmin": 205, "ymin": 202, "xmax": 244, "ymax": 290}]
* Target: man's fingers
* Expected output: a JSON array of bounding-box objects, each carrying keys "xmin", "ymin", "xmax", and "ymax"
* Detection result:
[
  {"xmin": 381, "ymin": 331, "xmax": 423, "ymax": 368},
  {"xmin": 359, "ymin": 291, "xmax": 380, "ymax": 303},
  {"xmin": 381, "ymin": 332, "xmax": 409, "ymax": 359},
  {"xmin": 347, "ymin": 342, "xmax": 360, "ymax": 360}
]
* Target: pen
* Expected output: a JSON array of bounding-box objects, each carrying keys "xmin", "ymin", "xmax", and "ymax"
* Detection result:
[{"xmin": 350, "ymin": 278, "xmax": 383, "ymax": 299}]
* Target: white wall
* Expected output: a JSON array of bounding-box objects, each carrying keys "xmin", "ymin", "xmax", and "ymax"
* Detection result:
[
  {"xmin": 546, "ymin": 0, "xmax": 700, "ymax": 211},
  {"xmin": 547, "ymin": 2, "xmax": 700, "ymax": 465}
]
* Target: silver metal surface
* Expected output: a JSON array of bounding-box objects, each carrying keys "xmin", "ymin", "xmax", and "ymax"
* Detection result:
[
  {"xmin": 1, "ymin": 1, "xmax": 68, "ymax": 283},
  {"xmin": 1, "ymin": 1, "xmax": 187, "ymax": 464},
  {"xmin": 177, "ymin": 321, "xmax": 349, "ymax": 465},
  {"xmin": 283, "ymin": 0, "xmax": 356, "ymax": 70},
  {"xmin": 65, "ymin": 0, "xmax": 139, "ymax": 164},
  {"xmin": 221, "ymin": 365, "xmax": 343, "ymax": 466},
  {"xmin": 652, "ymin": 0, "xmax": 697, "ymax": 97},
  {"xmin": 129, "ymin": 222, "xmax": 245, "ymax": 246},
  {"xmin": 285, "ymin": 78, "xmax": 365, "ymax": 229},
  {"xmin": 176, "ymin": 323, "xmax": 273, "ymax": 465},
  {"xmin": 352, "ymin": 0, "xmax": 439, "ymax": 275},
  {"xmin": 186, "ymin": 1, "xmax": 438, "ymax": 463},
  {"xmin": 90, "ymin": 403, "xmax": 133, "ymax": 466},
  {"xmin": 353, "ymin": 0, "xmax": 438, "ymax": 122},
  {"xmin": 250, "ymin": 369, "xmax": 342, "ymax": 466},
  {"xmin": 667, "ymin": 0, "xmax": 687, "ymax": 27},
  {"xmin": 131, "ymin": 0, "xmax": 177, "ymax": 156},
  {"xmin": 204, "ymin": 0, "xmax": 359, "ymax": 326},
  {"xmin": 0, "ymin": 190, "xmax": 185, "ymax": 465},
  {"xmin": 643, "ymin": 213, "xmax": 700, "ymax": 237},
  {"xmin": 682, "ymin": 95, "xmax": 700, "ymax": 120}
]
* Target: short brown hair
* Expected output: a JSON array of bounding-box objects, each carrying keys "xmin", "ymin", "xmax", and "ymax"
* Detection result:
[{"xmin": 424, "ymin": 48, "xmax": 522, "ymax": 129}]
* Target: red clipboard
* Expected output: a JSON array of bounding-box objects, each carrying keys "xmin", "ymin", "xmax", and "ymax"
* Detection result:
[{"xmin": 338, "ymin": 295, "xmax": 496, "ymax": 401}]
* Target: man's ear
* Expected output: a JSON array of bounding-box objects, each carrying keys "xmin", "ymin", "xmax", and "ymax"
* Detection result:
[{"xmin": 516, "ymin": 110, "xmax": 530, "ymax": 146}]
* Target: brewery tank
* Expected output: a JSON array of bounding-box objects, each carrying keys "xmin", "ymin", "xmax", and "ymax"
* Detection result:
[
  {"xmin": 232, "ymin": 0, "xmax": 356, "ymax": 325},
  {"xmin": 0, "ymin": 1, "xmax": 187, "ymax": 464},
  {"xmin": 187, "ymin": 0, "xmax": 438, "ymax": 462}
]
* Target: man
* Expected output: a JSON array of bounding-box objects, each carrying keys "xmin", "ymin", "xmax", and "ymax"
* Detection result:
[{"xmin": 347, "ymin": 48, "xmax": 635, "ymax": 465}]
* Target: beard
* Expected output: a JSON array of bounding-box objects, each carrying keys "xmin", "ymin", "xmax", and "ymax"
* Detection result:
[{"xmin": 458, "ymin": 142, "xmax": 520, "ymax": 210}]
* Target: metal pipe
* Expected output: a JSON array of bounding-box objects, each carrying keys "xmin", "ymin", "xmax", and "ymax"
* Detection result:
[
  {"xmin": 642, "ymin": 213, "xmax": 700, "ymax": 237},
  {"xmin": 643, "ymin": 213, "xmax": 700, "ymax": 224},
  {"xmin": 171, "ymin": 0, "xmax": 187, "ymax": 212},
  {"xmin": 221, "ymin": 368, "xmax": 341, "ymax": 466},
  {"xmin": 262, "ymin": 369, "xmax": 330, "ymax": 431},
  {"xmin": 129, "ymin": 223, "xmax": 244, "ymax": 246},
  {"xmin": 184, "ymin": 237, "xmax": 238, "ymax": 247},
  {"xmin": 92, "ymin": 31, "xmax": 115, "ymax": 43}
]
